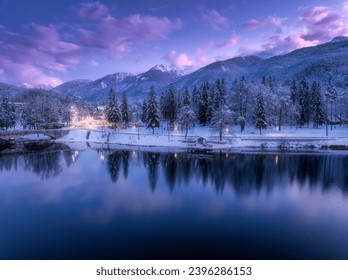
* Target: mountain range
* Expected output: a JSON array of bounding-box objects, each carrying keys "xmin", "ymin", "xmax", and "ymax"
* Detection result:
[{"xmin": 1, "ymin": 36, "xmax": 348, "ymax": 103}]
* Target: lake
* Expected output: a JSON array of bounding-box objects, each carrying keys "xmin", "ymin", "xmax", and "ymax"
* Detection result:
[{"xmin": 1, "ymin": 145, "xmax": 348, "ymax": 259}]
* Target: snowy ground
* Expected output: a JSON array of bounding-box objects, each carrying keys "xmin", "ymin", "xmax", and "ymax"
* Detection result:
[{"xmin": 58, "ymin": 124, "xmax": 348, "ymax": 151}]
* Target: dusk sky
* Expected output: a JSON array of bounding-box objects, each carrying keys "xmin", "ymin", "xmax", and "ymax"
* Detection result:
[{"xmin": 1, "ymin": 0, "xmax": 348, "ymax": 88}]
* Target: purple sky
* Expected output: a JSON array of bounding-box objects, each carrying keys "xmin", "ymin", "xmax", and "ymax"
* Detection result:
[{"xmin": 0, "ymin": 0, "xmax": 348, "ymax": 88}]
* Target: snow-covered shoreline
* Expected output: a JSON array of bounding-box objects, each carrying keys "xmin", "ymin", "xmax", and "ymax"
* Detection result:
[
  {"xmin": 2, "ymin": 125, "xmax": 348, "ymax": 153},
  {"xmin": 55, "ymin": 125, "xmax": 348, "ymax": 151}
]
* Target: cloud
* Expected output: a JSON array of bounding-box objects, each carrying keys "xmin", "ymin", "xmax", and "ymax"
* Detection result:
[
  {"xmin": 194, "ymin": 40, "xmax": 216, "ymax": 56},
  {"xmin": 255, "ymin": 5, "xmax": 348, "ymax": 56},
  {"xmin": 0, "ymin": 25, "xmax": 74, "ymax": 87},
  {"xmin": 243, "ymin": 19, "xmax": 265, "ymax": 30},
  {"xmin": 0, "ymin": 4, "xmax": 182, "ymax": 87},
  {"xmin": 201, "ymin": 10, "xmax": 228, "ymax": 30},
  {"xmin": 344, "ymin": 2, "xmax": 348, "ymax": 11},
  {"xmin": 218, "ymin": 35, "xmax": 240, "ymax": 48},
  {"xmin": 78, "ymin": 1, "xmax": 109, "ymax": 20},
  {"xmin": 299, "ymin": 6, "xmax": 348, "ymax": 42},
  {"xmin": 76, "ymin": 14, "xmax": 182, "ymax": 59},
  {"xmin": 261, "ymin": 33, "xmax": 316, "ymax": 55},
  {"xmin": 243, "ymin": 16, "xmax": 286, "ymax": 33},
  {"xmin": 163, "ymin": 50, "xmax": 195, "ymax": 67},
  {"xmin": 88, "ymin": 59, "xmax": 99, "ymax": 67},
  {"xmin": 194, "ymin": 35, "xmax": 240, "ymax": 56}
]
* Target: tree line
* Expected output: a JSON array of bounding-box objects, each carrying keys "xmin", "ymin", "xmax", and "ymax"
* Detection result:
[
  {"xmin": 1, "ymin": 75, "xmax": 346, "ymax": 135},
  {"xmin": 0, "ymin": 89, "xmax": 94, "ymax": 130},
  {"xmin": 105, "ymin": 76, "xmax": 348, "ymax": 137}
]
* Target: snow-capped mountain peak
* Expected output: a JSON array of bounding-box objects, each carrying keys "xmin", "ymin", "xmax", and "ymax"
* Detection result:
[
  {"xmin": 149, "ymin": 64, "xmax": 198, "ymax": 76},
  {"xmin": 150, "ymin": 64, "xmax": 169, "ymax": 72}
]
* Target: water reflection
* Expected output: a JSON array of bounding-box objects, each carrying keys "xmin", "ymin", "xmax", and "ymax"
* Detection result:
[
  {"xmin": 104, "ymin": 151, "xmax": 348, "ymax": 195},
  {"xmin": 0, "ymin": 144, "xmax": 79, "ymax": 180},
  {"xmin": 2, "ymin": 148, "xmax": 348, "ymax": 259},
  {"xmin": 1, "ymin": 148, "xmax": 348, "ymax": 195}
]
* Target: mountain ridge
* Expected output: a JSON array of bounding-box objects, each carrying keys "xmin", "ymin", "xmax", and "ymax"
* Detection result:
[{"xmin": 1, "ymin": 37, "xmax": 348, "ymax": 102}]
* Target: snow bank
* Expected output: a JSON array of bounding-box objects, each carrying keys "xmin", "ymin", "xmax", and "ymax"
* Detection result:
[{"xmin": 57, "ymin": 125, "xmax": 348, "ymax": 151}]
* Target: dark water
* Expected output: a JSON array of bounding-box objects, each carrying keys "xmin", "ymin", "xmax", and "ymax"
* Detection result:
[{"xmin": 1, "ymin": 146, "xmax": 348, "ymax": 260}]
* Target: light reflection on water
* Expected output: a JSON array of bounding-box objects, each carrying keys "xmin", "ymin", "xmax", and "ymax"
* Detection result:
[{"xmin": 0, "ymin": 146, "xmax": 348, "ymax": 259}]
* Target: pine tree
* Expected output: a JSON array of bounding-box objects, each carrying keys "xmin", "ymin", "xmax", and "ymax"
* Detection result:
[
  {"xmin": 141, "ymin": 100, "xmax": 147, "ymax": 123},
  {"xmin": 290, "ymin": 79, "xmax": 297, "ymax": 104},
  {"xmin": 231, "ymin": 76, "xmax": 250, "ymax": 132},
  {"xmin": 121, "ymin": 92, "xmax": 130, "ymax": 127},
  {"xmin": 161, "ymin": 83, "xmax": 177, "ymax": 129},
  {"xmin": 213, "ymin": 78, "xmax": 227, "ymax": 110},
  {"xmin": 297, "ymin": 79, "xmax": 311, "ymax": 127},
  {"xmin": 146, "ymin": 86, "xmax": 161, "ymax": 134},
  {"xmin": 191, "ymin": 86, "xmax": 200, "ymax": 113},
  {"xmin": 311, "ymin": 81, "xmax": 325, "ymax": 128},
  {"xmin": 207, "ymin": 82, "xmax": 216, "ymax": 123},
  {"xmin": 197, "ymin": 82, "xmax": 209, "ymax": 126},
  {"xmin": 105, "ymin": 88, "xmax": 121, "ymax": 128},
  {"xmin": 255, "ymin": 90, "xmax": 267, "ymax": 135}
]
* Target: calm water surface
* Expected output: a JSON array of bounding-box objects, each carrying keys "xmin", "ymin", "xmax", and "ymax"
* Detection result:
[{"xmin": 1, "ymin": 145, "xmax": 348, "ymax": 259}]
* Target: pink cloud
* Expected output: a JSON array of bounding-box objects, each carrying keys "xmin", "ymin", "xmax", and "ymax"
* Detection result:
[
  {"xmin": 243, "ymin": 16, "xmax": 286, "ymax": 33},
  {"xmin": 300, "ymin": 6, "xmax": 348, "ymax": 42},
  {"xmin": 218, "ymin": 35, "xmax": 240, "ymax": 48},
  {"xmin": 344, "ymin": 2, "xmax": 348, "ymax": 10},
  {"xmin": 194, "ymin": 35, "xmax": 240, "ymax": 57},
  {"xmin": 201, "ymin": 10, "xmax": 228, "ymax": 30},
  {"xmin": 0, "ymin": 4, "xmax": 182, "ymax": 87},
  {"xmin": 256, "ymin": 5, "xmax": 348, "ymax": 57},
  {"xmin": 0, "ymin": 25, "xmax": 72, "ymax": 87},
  {"xmin": 261, "ymin": 33, "xmax": 316, "ymax": 55},
  {"xmin": 243, "ymin": 19, "xmax": 265, "ymax": 30},
  {"xmin": 194, "ymin": 40, "xmax": 216, "ymax": 56},
  {"xmin": 77, "ymin": 14, "xmax": 182, "ymax": 59},
  {"xmin": 163, "ymin": 50, "xmax": 195, "ymax": 67},
  {"xmin": 88, "ymin": 59, "xmax": 99, "ymax": 67},
  {"xmin": 78, "ymin": 1, "xmax": 109, "ymax": 20}
]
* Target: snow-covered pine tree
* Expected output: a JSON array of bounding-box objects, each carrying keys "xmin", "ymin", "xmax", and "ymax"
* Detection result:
[
  {"xmin": 207, "ymin": 82, "xmax": 216, "ymax": 123},
  {"xmin": 231, "ymin": 76, "xmax": 250, "ymax": 132},
  {"xmin": 191, "ymin": 86, "xmax": 200, "ymax": 113},
  {"xmin": 211, "ymin": 104, "xmax": 232, "ymax": 141},
  {"xmin": 141, "ymin": 99, "xmax": 148, "ymax": 123},
  {"xmin": 177, "ymin": 88, "xmax": 195, "ymax": 139},
  {"xmin": 161, "ymin": 83, "xmax": 177, "ymax": 129},
  {"xmin": 197, "ymin": 82, "xmax": 209, "ymax": 126},
  {"xmin": 121, "ymin": 92, "xmax": 130, "ymax": 127},
  {"xmin": 0, "ymin": 95, "xmax": 16, "ymax": 130},
  {"xmin": 290, "ymin": 79, "xmax": 298, "ymax": 104},
  {"xmin": 213, "ymin": 78, "xmax": 227, "ymax": 110},
  {"xmin": 105, "ymin": 88, "xmax": 121, "ymax": 128},
  {"xmin": 146, "ymin": 86, "xmax": 161, "ymax": 134},
  {"xmin": 255, "ymin": 89, "xmax": 267, "ymax": 135},
  {"xmin": 297, "ymin": 79, "xmax": 311, "ymax": 127},
  {"xmin": 311, "ymin": 81, "xmax": 325, "ymax": 128}
]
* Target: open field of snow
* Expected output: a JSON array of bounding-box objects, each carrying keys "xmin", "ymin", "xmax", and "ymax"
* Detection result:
[{"xmin": 57, "ymin": 124, "xmax": 348, "ymax": 151}]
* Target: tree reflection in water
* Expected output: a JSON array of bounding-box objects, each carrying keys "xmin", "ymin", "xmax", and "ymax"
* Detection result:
[
  {"xmin": 0, "ymin": 145, "xmax": 79, "ymax": 180},
  {"xmin": 105, "ymin": 150, "xmax": 348, "ymax": 195},
  {"xmin": 1, "ymin": 148, "xmax": 348, "ymax": 194}
]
